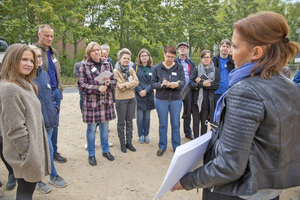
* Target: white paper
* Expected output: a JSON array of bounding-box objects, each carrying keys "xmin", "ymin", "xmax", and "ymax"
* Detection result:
[
  {"xmin": 94, "ymin": 70, "xmax": 113, "ymax": 83},
  {"xmin": 153, "ymin": 131, "xmax": 212, "ymax": 200}
]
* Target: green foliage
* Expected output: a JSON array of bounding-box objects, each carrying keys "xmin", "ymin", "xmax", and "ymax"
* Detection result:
[{"xmin": 1, "ymin": 0, "xmax": 299, "ymax": 76}]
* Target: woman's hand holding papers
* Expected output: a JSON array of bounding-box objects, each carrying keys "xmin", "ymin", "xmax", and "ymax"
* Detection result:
[{"xmin": 170, "ymin": 181, "xmax": 184, "ymax": 192}]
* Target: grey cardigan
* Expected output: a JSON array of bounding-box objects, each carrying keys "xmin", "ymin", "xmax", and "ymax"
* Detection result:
[{"xmin": 0, "ymin": 80, "xmax": 50, "ymax": 182}]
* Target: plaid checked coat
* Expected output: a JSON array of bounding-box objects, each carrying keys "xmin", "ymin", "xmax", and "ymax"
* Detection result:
[{"xmin": 78, "ymin": 59, "xmax": 116, "ymax": 124}]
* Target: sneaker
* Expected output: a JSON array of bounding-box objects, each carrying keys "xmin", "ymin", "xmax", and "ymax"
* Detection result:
[
  {"xmin": 36, "ymin": 181, "xmax": 52, "ymax": 194},
  {"xmin": 144, "ymin": 135, "xmax": 150, "ymax": 143},
  {"xmin": 139, "ymin": 136, "xmax": 144, "ymax": 144},
  {"xmin": 53, "ymin": 153, "xmax": 67, "ymax": 163},
  {"xmin": 48, "ymin": 175, "xmax": 67, "ymax": 188}
]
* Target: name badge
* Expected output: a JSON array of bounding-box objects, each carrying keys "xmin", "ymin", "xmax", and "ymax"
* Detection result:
[
  {"xmin": 149, "ymin": 73, "xmax": 152, "ymax": 76},
  {"xmin": 52, "ymin": 58, "xmax": 57, "ymax": 63},
  {"xmin": 172, "ymin": 72, "xmax": 177, "ymax": 76},
  {"xmin": 128, "ymin": 76, "xmax": 132, "ymax": 81},
  {"xmin": 47, "ymin": 83, "xmax": 51, "ymax": 89},
  {"xmin": 91, "ymin": 67, "xmax": 97, "ymax": 72}
]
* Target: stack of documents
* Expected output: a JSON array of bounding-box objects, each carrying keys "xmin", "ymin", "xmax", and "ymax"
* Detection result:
[
  {"xmin": 154, "ymin": 131, "xmax": 212, "ymax": 200},
  {"xmin": 94, "ymin": 70, "xmax": 113, "ymax": 83}
]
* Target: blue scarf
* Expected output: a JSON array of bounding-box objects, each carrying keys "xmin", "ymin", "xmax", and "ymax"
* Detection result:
[{"xmin": 213, "ymin": 62, "xmax": 258, "ymax": 122}]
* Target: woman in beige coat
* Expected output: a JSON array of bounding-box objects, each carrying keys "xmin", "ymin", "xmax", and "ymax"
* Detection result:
[
  {"xmin": 114, "ymin": 48, "xmax": 139, "ymax": 153},
  {"xmin": 0, "ymin": 44, "xmax": 50, "ymax": 200}
]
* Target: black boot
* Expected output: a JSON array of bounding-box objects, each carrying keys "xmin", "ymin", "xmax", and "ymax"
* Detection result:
[
  {"xmin": 6, "ymin": 174, "xmax": 16, "ymax": 190},
  {"xmin": 119, "ymin": 131, "xmax": 127, "ymax": 153},
  {"xmin": 126, "ymin": 143, "xmax": 136, "ymax": 152},
  {"xmin": 121, "ymin": 142, "xmax": 127, "ymax": 153}
]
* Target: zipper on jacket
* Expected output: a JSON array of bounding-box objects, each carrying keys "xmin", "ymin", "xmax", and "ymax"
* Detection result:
[{"xmin": 214, "ymin": 139, "xmax": 220, "ymax": 157}]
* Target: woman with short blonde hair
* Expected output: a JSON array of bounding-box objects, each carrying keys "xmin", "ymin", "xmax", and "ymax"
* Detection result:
[{"xmin": 113, "ymin": 48, "xmax": 139, "ymax": 153}]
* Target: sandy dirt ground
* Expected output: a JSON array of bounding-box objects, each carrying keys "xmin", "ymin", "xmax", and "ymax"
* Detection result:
[{"xmin": 0, "ymin": 90, "xmax": 300, "ymax": 200}]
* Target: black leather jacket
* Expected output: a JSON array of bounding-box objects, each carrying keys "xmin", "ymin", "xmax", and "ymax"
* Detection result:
[{"xmin": 180, "ymin": 73, "xmax": 300, "ymax": 196}]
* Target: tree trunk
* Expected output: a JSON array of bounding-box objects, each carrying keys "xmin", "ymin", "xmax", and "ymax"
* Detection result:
[
  {"xmin": 74, "ymin": 37, "xmax": 78, "ymax": 59},
  {"xmin": 62, "ymin": 30, "xmax": 67, "ymax": 62}
]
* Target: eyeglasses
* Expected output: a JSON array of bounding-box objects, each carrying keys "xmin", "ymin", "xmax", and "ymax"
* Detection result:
[
  {"xmin": 165, "ymin": 54, "xmax": 175, "ymax": 59},
  {"xmin": 37, "ymin": 55, "xmax": 42, "ymax": 59},
  {"xmin": 202, "ymin": 57, "xmax": 211, "ymax": 60},
  {"xmin": 140, "ymin": 55, "xmax": 149, "ymax": 58},
  {"xmin": 179, "ymin": 46, "xmax": 187, "ymax": 49}
]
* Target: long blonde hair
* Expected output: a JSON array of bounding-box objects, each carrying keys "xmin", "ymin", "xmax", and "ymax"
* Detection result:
[{"xmin": 0, "ymin": 44, "xmax": 38, "ymax": 94}]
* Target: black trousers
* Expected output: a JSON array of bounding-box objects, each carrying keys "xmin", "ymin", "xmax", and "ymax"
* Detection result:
[
  {"xmin": 16, "ymin": 179, "xmax": 36, "ymax": 200},
  {"xmin": 0, "ymin": 136, "xmax": 14, "ymax": 175},
  {"xmin": 203, "ymin": 188, "xmax": 280, "ymax": 200},
  {"xmin": 191, "ymin": 104, "xmax": 209, "ymax": 138},
  {"xmin": 183, "ymin": 117, "xmax": 192, "ymax": 136}
]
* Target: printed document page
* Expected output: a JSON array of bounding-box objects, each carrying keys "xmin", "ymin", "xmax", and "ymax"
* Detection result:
[
  {"xmin": 94, "ymin": 70, "xmax": 113, "ymax": 83},
  {"xmin": 153, "ymin": 131, "xmax": 212, "ymax": 200}
]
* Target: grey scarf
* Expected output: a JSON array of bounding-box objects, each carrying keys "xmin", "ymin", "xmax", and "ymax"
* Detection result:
[
  {"xmin": 116, "ymin": 61, "xmax": 130, "ymax": 82},
  {"xmin": 197, "ymin": 62, "xmax": 215, "ymax": 113}
]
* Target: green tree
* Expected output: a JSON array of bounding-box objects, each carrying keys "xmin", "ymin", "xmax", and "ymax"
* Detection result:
[{"xmin": 0, "ymin": 0, "xmax": 60, "ymax": 44}]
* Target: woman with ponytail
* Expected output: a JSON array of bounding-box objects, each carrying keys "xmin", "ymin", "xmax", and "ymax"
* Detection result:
[{"xmin": 171, "ymin": 11, "xmax": 300, "ymax": 200}]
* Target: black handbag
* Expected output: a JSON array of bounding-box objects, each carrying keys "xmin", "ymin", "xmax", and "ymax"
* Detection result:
[{"xmin": 181, "ymin": 85, "xmax": 191, "ymax": 100}]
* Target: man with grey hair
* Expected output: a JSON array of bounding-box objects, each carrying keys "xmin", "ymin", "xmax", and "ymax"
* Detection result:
[
  {"xmin": 101, "ymin": 44, "xmax": 114, "ymax": 68},
  {"xmin": 34, "ymin": 24, "xmax": 67, "ymax": 164},
  {"xmin": 174, "ymin": 42, "xmax": 195, "ymax": 140}
]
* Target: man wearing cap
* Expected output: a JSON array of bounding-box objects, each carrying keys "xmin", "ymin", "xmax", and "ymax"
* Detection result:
[{"xmin": 174, "ymin": 42, "xmax": 195, "ymax": 140}]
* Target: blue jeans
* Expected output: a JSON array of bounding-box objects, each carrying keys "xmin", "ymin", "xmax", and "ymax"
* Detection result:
[
  {"xmin": 155, "ymin": 99, "xmax": 182, "ymax": 150},
  {"xmin": 136, "ymin": 109, "xmax": 151, "ymax": 137},
  {"xmin": 86, "ymin": 121, "xmax": 109, "ymax": 156},
  {"xmin": 51, "ymin": 88, "xmax": 62, "ymax": 154},
  {"xmin": 46, "ymin": 128, "xmax": 58, "ymax": 178}
]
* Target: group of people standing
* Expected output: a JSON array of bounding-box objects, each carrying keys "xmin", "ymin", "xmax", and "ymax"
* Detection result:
[
  {"xmin": 75, "ymin": 37, "xmax": 235, "ymax": 159},
  {"xmin": 0, "ymin": 11, "xmax": 300, "ymax": 200}
]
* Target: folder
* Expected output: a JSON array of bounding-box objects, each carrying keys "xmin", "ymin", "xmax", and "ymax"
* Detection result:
[
  {"xmin": 153, "ymin": 131, "xmax": 212, "ymax": 200},
  {"xmin": 94, "ymin": 70, "xmax": 113, "ymax": 84}
]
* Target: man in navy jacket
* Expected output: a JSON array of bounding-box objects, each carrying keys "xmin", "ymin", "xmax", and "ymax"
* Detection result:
[{"xmin": 174, "ymin": 42, "xmax": 195, "ymax": 140}]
